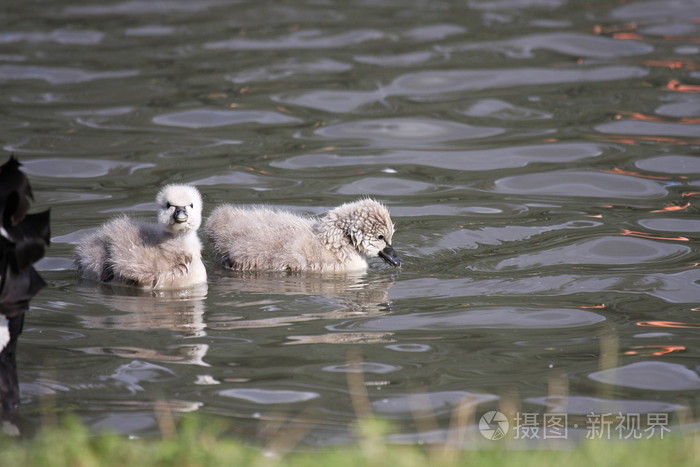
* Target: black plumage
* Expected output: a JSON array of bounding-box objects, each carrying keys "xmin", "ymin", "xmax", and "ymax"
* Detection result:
[{"xmin": 0, "ymin": 155, "xmax": 50, "ymax": 415}]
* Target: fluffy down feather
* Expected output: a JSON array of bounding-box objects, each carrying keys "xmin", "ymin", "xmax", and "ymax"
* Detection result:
[
  {"xmin": 75, "ymin": 184, "xmax": 206, "ymax": 289},
  {"xmin": 205, "ymin": 198, "xmax": 399, "ymax": 273}
]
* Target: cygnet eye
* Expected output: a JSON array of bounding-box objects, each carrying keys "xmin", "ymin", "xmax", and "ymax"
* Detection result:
[
  {"xmin": 189, "ymin": 203, "xmax": 194, "ymax": 208},
  {"xmin": 378, "ymin": 235, "xmax": 384, "ymax": 240},
  {"xmin": 166, "ymin": 202, "xmax": 173, "ymax": 209}
]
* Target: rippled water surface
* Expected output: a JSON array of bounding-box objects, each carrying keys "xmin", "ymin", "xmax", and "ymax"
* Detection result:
[{"xmin": 3, "ymin": 0, "xmax": 700, "ymax": 445}]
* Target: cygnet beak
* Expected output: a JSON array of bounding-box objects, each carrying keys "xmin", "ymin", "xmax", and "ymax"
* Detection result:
[
  {"xmin": 173, "ymin": 206, "xmax": 188, "ymax": 223},
  {"xmin": 378, "ymin": 244, "xmax": 401, "ymax": 267}
]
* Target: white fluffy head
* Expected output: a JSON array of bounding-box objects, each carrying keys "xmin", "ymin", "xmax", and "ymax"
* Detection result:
[
  {"xmin": 323, "ymin": 198, "xmax": 400, "ymax": 267},
  {"xmin": 156, "ymin": 184, "xmax": 203, "ymax": 234}
]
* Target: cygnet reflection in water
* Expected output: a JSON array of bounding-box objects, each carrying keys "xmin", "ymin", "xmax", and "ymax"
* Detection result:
[
  {"xmin": 206, "ymin": 270, "xmax": 397, "ymax": 333},
  {"xmin": 75, "ymin": 282, "xmax": 209, "ymax": 365},
  {"xmin": 76, "ymin": 281, "xmax": 208, "ymax": 337},
  {"xmin": 75, "ymin": 184, "xmax": 207, "ymax": 290},
  {"xmin": 205, "ymin": 198, "xmax": 400, "ymax": 273}
]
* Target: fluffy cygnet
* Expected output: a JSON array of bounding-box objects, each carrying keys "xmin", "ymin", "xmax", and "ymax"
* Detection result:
[
  {"xmin": 75, "ymin": 184, "xmax": 207, "ymax": 289},
  {"xmin": 205, "ymin": 198, "xmax": 400, "ymax": 273}
]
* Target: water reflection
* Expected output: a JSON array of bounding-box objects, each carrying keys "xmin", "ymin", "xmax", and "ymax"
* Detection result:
[
  {"xmin": 79, "ymin": 344, "xmax": 210, "ymax": 367},
  {"xmin": 219, "ymin": 388, "xmax": 319, "ymax": 404},
  {"xmin": 205, "ymin": 29, "xmax": 386, "ymax": 50},
  {"xmin": 374, "ymin": 391, "xmax": 499, "ymax": 418},
  {"xmin": 22, "ymin": 158, "xmax": 153, "ymax": 178},
  {"xmin": 0, "ymin": 30, "xmax": 105, "ymax": 45},
  {"xmin": 589, "ymin": 361, "xmax": 700, "ymax": 391},
  {"xmin": 76, "ymin": 281, "xmax": 208, "ymax": 338},
  {"xmin": 596, "ymin": 120, "xmax": 700, "ymax": 139},
  {"xmin": 62, "ymin": 0, "xmax": 227, "ymax": 15},
  {"xmin": 0, "ymin": 65, "xmax": 138, "ymax": 84},
  {"xmin": 493, "ymin": 170, "xmax": 668, "ymax": 199},
  {"xmin": 636, "ymin": 155, "xmax": 700, "ymax": 174},
  {"xmin": 276, "ymin": 66, "xmax": 649, "ymax": 112},
  {"xmin": 208, "ymin": 271, "xmax": 396, "ymax": 332},
  {"xmin": 442, "ymin": 32, "xmax": 653, "ymax": 58},
  {"xmin": 228, "ymin": 59, "xmax": 352, "ymax": 84},
  {"xmin": 314, "ymin": 118, "xmax": 503, "ymax": 146},
  {"xmin": 153, "ymin": 109, "xmax": 301, "ymax": 129},
  {"xmin": 460, "ymin": 98, "xmax": 552, "ymax": 120},
  {"xmin": 329, "ymin": 306, "xmax": 607, "ymax": 333},
  {"xmin": 526, "ymin": 395, "xmax": 686, "ymax": 417},
  {"xmin": 273, "ymin": 143, "xmax": 607, "ymax": 172},
  {"xmin": 491, "ymin": 236, "xmax": 692, "ymax": 270}
]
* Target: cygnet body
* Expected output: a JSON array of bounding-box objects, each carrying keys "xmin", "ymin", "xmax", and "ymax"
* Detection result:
[
  {"xmin": 205, "ymin": 198, "xmax": 400, "ymax": 273},
  {"xmin": 75, "ymin": 184, "xmax": 207, "ymax": 289}
]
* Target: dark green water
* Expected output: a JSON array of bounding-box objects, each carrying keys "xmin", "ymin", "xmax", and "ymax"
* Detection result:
[{"xmin": 2, "ymin": 0, "xmax": 700, "ymax": 446}]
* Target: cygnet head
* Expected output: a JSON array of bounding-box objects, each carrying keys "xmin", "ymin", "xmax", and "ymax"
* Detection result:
[
  {"xmin": 324, "ymin": 198, "xmax": 401, "ymax": 267},
  {"xmin": 156, "ymin": 184, "xmax": 203, "ymax": 234}
]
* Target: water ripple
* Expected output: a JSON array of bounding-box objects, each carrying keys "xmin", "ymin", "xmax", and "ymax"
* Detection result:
[
  {"xmin": 228, "ymin": 59, "xmax": 353, "ymax": 83},
  {"xmin": 403, "ymin": 24, "xmax": 467, "ymax": 41},
  {"xmin": 387, "ymin": 66, "xmax": 648, "ymax": 97},
  {"xmin": 444, "ymin": 32, "xmax": 653, "ymax": 59},
  {"xmin": 100, "ymin": 360, "xmax": 177, "ymax": 395},
  {"xmin": 193, "ymin": 171, "xmax": 301, "ymax": 191},
  {"xmin": 469, "ymin": 0, "xmax": 566, "ymax": 11},
  {"xmin": 125, "ymin": 25, "xmax": 176, "ymax": 37},
  {"xmin": 328, "ymin": 306, "xmax": 606, "ymax": 332},
  {"xmin": 447, "ymin": 220, "xmax": 600, "ymax": 251},
  {"xmin": 274, "ymin": 143, "xmax": 608, "ymax": 172},
  {"xmin": 153, "ymin": 109, "xmax": 301, "ymax": 128},
  {"xmin": 336, "ymin": 177, "xmax": 440, "ymax": 196},
  {"xmin": 589, "ymin": 361, "xmax": 700, "ymax": 391},
  {"xmin": 0, "ymin": 64, "xmax": 138, "ymax": 84},
  {"xmin": 493, "ymin": 170, "xmax": 668, "ymax": 199},
  {"xmin": 636, "ymin": 155, "xmax": 700, "ymax": 174},
  {"xmin": 63, "ymin": 0, "xmax": 226, "ymax": 15},
  {"xmin": 373, "ymin": 391, "xmax": 498, "ymax": 416},
  {"xmin": 22, "ymin": 158, "xmax": 154, "ymax": 178},
  {"xmin": 610, "ymin": 0, "xmax": 700, "ymax": 21},
  {"xmin": 637, "ymin": 269, "xmax": 700, "ymax": 304},
  {"xmin": 596, "ymin": 120, "xmax": 700, "ymax": 138},
  {"xmin": 274, "ymin": 89, "xmax": 380, "ymax": 113},
  {"xmin": 460, "ymin": 98, "xmax": 553, "ymax": 120},
  {"xmin": 354, "ymin": 51, "xmax": 436, "ymax": 67},
  {"xmin": 638, "ymin": 218, "xmax": 700, "ymax": 232},
  {"xmin": 219, "ymin": 388, "xmax": 319, "ymax": 404},
  {"xmin": 655, "ymin": 101, "xmax": 700, "ymax": 118},
  {"xmin": 322, "ymin": 362, "xmax": 400, "ymax": 374},
  {"xmin": 278, "ymin": 66, "xmax": 648, "ymax": 112},
  {"xmin": 385, "ymin": 343, "xmax": 432, "ymax": 353},
  {"xmin": 386, "ymin": 270, "xmax": 700, "ymax": 304},
  {"xmin": 205, "ymin": 29, "xmax": 385, "ymax": 50},
  {"xmin": 526, "ymin": 395, "xmax": 686, "ymax": 415},
  {"xmin": 0, "ymin": 29, "xmax": 105, "ymax": 45},
  {"xmin": 492, "ymin": 236, "xmax": 691, "ymax": 270},
  {"xmin": 315, "ymin": 117, "xmax": 503, "ymax": 147}
]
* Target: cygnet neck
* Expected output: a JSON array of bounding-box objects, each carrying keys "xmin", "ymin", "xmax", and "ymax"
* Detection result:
[{"xmin": 317, "ymin": 215, "xmax": 359, "ymax": 263}]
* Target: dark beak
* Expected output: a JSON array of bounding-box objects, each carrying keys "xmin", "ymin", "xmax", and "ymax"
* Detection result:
[
  {"xmin": 173, "ymin": 206, "xmax": 188, "ymax": 223},
  {"xmin": 378, "ymin": 244, "xmax": 401, "ymax": 268}
]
